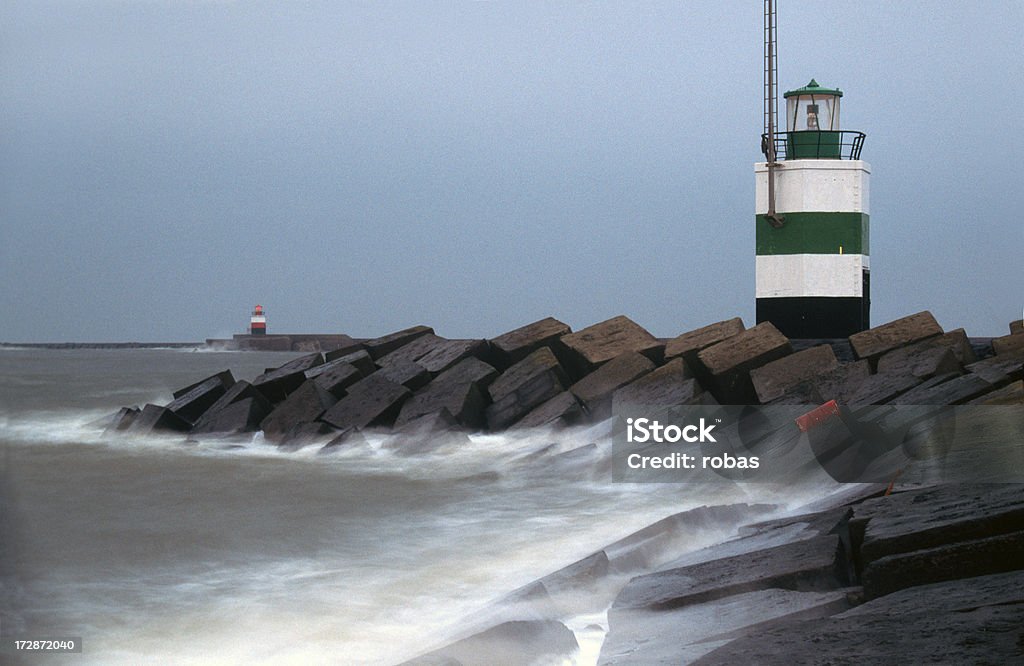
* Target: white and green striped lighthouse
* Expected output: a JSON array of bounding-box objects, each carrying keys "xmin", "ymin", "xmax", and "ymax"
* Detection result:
[{"xmin": 756, "ymin": 79, "xmax": 870, "ymax": 338}]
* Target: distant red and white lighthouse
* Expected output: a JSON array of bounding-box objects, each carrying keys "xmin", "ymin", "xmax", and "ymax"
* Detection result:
[{"xmin": 249, "ymin": 305, "xmax": 267, "ymax": 336}]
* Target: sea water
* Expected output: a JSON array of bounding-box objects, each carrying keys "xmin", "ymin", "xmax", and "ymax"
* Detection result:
[{"xmin": 0, "ymin": 348, "xmax": 843, "ymax": 665}]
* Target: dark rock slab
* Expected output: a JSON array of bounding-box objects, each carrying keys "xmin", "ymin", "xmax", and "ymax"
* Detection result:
[
  {"xmin": 191, "ymin": 397, "xmax": 269, "ymax": 436},
  {"xmin": 252, "ymin": 353, "xmax": 324, "ymax": 402},
  {"xmin": 512, "ymin": 391, "xmax": 584, "ymax": 430},
  {"xmin": 259, "ymin": 380, "xmax": 337, "ymax": 441},
  {"xmin": 402, "ymin": 620, "xmax": 578, "ymax": 666},
  {"xmin": 323, "ymin": 348, "xmax": 375, "ymax": 375},
  {"xmin": 862, "ymin": 529, "xmax": 1024, "ymax": 598},
  {"xmin": 612, "ymin": 534, "xmax": 846, "ymax": 611},
  {"xmin": 363, "ymin": 325, "xmax": 434, "ymax": 360},
  {"xmin": 375, "ymin": 333, "xmax": 445, "ymax": 368},
  {"xmin": 307, "ymin": 361, "xmax": 363, "ymax": 398},
  {"xmin": 696, "ymin": 322, "xmax": 792, "ymax": 404},
  {"xmin": 750, "ymin": 344, "xmax": 838, "ymax": 404},
  {"xmin": 127, "ymin": 404, "xmax": 193, "ymax": 435},
  {"xmin": 198, "ymin": 380, "xmax": 273, "ymax": 424},
  {"xmin": 394, "ymin": 358, "xmax": 499, "ymax": 429},
  {"xmin": 849, "ymin": 310, "xmax": 943, "ymax": 361},
  {"xmin": 490, "ymin": 317, "xmax": 572, "ymax": 367},
  {"xmin": 320, "ymin": 374, "xmax": 411, "ymax": 430},
  {"xmin": 570, "ymin": 351, "xmax": 656, "ymax": 420},
  {"xmin": 841, "ymin": 569, "xmax": 1024, "ymax": 618},
  {"xmin": 485, "ymin": 348, "xmax": 568, "ymax": 430},
  {"xmin": 612, "ymin": 358, "xmax": 702, "ymax": 411},
  {"xmin": 853, "ymin": 484, "xmax": 1024, "ymax": 565},
  {"xmin": 664, "ymin": 317, "xmax": 745, "ymax": 363},
  {"xmin": 690, "ymin": 600, "xmax": 1024, "ymax": 666},
  {"xmin": 171, "ymin": 369, "xmax": 235, "ymax": 400},
  {"xmin": 417, "ymin": 338, "xmax": 488, "ymax": 374},
  {"xmin": 378, "ymin": 361, "xmax": 432, "ymax": 390},
  {"xmin": 559, "ymin": 315, "xmax": 662, "ymax": 375},
  {"xmin": 810, "ymin": 359, "xmax": 870, "ymax": 404}
]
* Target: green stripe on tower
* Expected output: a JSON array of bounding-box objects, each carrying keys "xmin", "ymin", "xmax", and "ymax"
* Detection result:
[{"xmin": 755, "ymin": 212, "xmax": 869, "ymax": 255}]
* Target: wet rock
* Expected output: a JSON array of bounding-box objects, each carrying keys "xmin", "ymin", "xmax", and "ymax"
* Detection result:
[
  {"xmin": 559, "ymin": 315, "xmax": 662, "ymax": 376},
  {"xmin": 323, "ymin": 348, "xmax": 375, "ymax": 375},
  {"xmin": 306, "ymin": 361, "xmax": 364, "ymax": 398},
  {"xmin": 664, "ymin": 317, "xmax": 745, "ymax": 364},
  {"xmin": 485, "ymin": 348, "xmax": 568, "ymax": 430},
  {"xmin": 199, "ymin": 380, "xmax": 273, "ymax": 421},
  {"xmin": 259, "ymin": 380, "xmax": 338, "ymax": 441},
  {"xmin": 394, "ymin": 358, "xmax": 499, "ymax": 429},
  {"xmin": 191, "ymin": 397, "xmax": 269, "ymax": 436},
  {"xmin": 363, "ymin": 325, "xmax": 434, "ymax": 360},
  {"xmin": 319, "ymin": 427, "xmax": 368, "ymax": 453},
  {"xmin": 810, "ymin": 359, "xmax": 870, "ymax": 404},
  {"xmin": 276, "ymin": 421, "xmax": 339, "ymax": 450},
  {"xmin": 127, "ymin": 404, "xmax": 193, "ymax": 435},
  {"xmin": 490, "ymin": 317, "xmax": 571, "ymax": 367},
  {"xmin": 384, "ymin": 410, "xmax": 473, "ymax": 454},
  {"xmin": 696, "ymin": 322, "xmax": 792, "ymax": 404},
  {"xmin": 750, "ymin": 345, "xmax": 838, "ymax": 404},
  {"xmin": 570, "ymin": 351, "xmax": 656, "ymax": 419},
  {"xmin": 512, "ymin": 391, "xmax": 585, "ymax": 430},
  {"xmin": 320, "ymin": 374, "xmax": 411, "ymax": 430},
  {"xmin": 612, "ymin": 534, "xmax": 847, "ymax": 611},
  {"xmin": 253, "ymin": 353, "xmax": 324, "ymax": 402},
  {"xmin": 849, "ymin": 311, "xmax": 943, "ymax": 361},
  {"xmin": 840, "ymin": 569, "xmax": 1024, "ymax": 618},
  {"xmin": 967, "ymin": 379, "xmax": 1024, "ymax": 404},
  {"xmin": 378, "ymin": 361, "xmax": 432, "ymax": 391},
  {"xmin": 612, "ymin": 358, "xmax": 702, "ymax": 412},
  {"xmin": 402, "ymin": 620, "xmax": 578, "ymax": 666}
]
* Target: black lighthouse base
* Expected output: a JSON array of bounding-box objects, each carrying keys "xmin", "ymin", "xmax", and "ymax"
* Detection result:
[{"xmin": 757, "ymin": 295, "xmax": 870, "ymax": 339}]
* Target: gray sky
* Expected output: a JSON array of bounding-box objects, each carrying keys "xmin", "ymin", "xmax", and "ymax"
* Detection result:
[{"xmin": 2, "ymin": 1, "xmax": 1021, "ymax": 342}]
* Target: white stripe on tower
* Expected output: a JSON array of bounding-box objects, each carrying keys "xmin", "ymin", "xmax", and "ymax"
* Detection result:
[
  {"xmin": 755, "ymin": 160, "xmax": 870, "ymax": 215},
  {"xmin": 756, "ymin": 254, "xmax": 868, "ymax": 298}
]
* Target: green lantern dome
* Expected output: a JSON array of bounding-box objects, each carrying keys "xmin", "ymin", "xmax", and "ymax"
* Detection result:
[{"xmin": 783, "ymin": 78, "xmax": 843, "ymax": 98}]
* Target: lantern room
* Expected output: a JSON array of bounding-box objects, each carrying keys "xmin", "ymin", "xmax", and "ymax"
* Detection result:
[{"xmin": 784, "ymin": 79, "xmax": 841, "ymax": 131}]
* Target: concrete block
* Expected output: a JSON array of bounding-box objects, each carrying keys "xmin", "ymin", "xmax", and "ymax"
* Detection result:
[
  {"xmin": 965, "ymin": 348, "xmax": 1024, "ymax": 384},
  {"xmin": 323, "ymin": 348, "xmax": 375, "ymax": 375},
  {"xmin": 559, "ymin": 315, "xmax": 662, "ymax": 375},
  {"xmin": 102, "ymin": 406, "xmax": 140, "ymax": 436},
  {"xmin": 876, "ymin": 328, "xmax": 975, "ymax": 378},
  {"xmin": 377, "ymin": 361, "xmax": 432, "ymax": 390},
  {"xmin": 127, "ymin": 404, "xmax": 193, "ymax": 435},
  {"xmin": 1011, "ymin": 319, "xmax": 1024, "ymax": 335},
  {"xmin": 252, "ymin": 353, "xmax": 324, "ymax": 402},
  {"xmin": 751, "ymin": 345, "xmax": 838, "ymax": 404},
  {"xmin": 374, "ymin": 333, "xmax": 445, "ymax": 368},
  {"xmin": 892, "ymin": 373, "xmax": 993, "ymax": 405},
  {"xmin": 966, "ymin": 380, "xmax": 1024, "ymax": 404},
  {"xmin": 276, "ymin": 421, "xmax": 339, "ymax": 450},
  {"xmin": 384, "ymin": 410, "xmax": 474, "ymax": 454},
  {"xmin": 171, "ymin": 370, "xmax": 235, "ymax": 400},
  {"xmin": 569, "ymin": 351, "xmax": 656, "ymax": 419},
  {"xmin": 849, "ymin": 311, "xmax": 943, "ymax": 360},
  {"xmin": 307, "ymin": 361, "xmax": 363, "ymax": 398},
  {"xmin": 396, "ymin": 378, "xmax": 488, "ymax": 430},
  {"xmin": 484, "ymin": 348, "xmax": 568, "ymax": 430},
  {"xmin": 259, "ymin": 380, "xmax": 337, "ymax": 441},
  {"xmin": 812, "ymin": 359, "xmax": 870, "ymax": 404},
  {"xmin": 320, "ymin": 374, "xmax": 411, "ymax": 430},
  {"xmin": 664, "ymin": 317, "xmax": 745, "ymax": 362},
  {"xmin": 191, "ymin": 397, "xmax": 270, "ymax": 436},
  {"xmin": 697, "ymin": 322, "xmax": 792, "ymax": 404},
  {"xmin": 319, "ymin": 428, "xmax": 368, "ymax": 454},
  {"xmin": 416, "ymin": 338, "xmax": 488, "ymax": 374},
  {"xmin": 401, "ymin": 620, "xmax": 578, "ymax": 666},
  {"xmin": 512, "ymin": 391, "xmax": 585, "ymax": 430},
  {"xmin": 849, "ymin": 370, "xmax": 922, "ymax": 405},
  {"xmin": 490, "ymin": 317, "xmax": 572, "ymax": 366},
  {"xmin": 363, "ymin": 325, "xmax": 434, "ymax": 359},
  {"xmin": 993, "ymin": 332, "xmax": 1024, "ymax": 356},
  {"xmin": 612, "ymin": 358, "xmax": 702, "ymax": 411}
]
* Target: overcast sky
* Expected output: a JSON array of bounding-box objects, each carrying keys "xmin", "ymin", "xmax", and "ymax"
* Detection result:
[{"xmin": 1, "ymin": 1, "xmax": 1021, "ymax": 342}]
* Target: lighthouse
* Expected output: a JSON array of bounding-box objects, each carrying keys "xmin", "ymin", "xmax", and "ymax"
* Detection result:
[
  {"xmin": 755, "ymin": 79, "xmax": 870, "ymax": 338},
  {"xmin": 249, "ymin": 305, "xmax": 267, "ymax": 336}
]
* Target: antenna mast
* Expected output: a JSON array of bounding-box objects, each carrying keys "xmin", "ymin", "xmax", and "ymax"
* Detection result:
[{"xmin": 763, "ymin": 0, "xmax": 784, "ymax": 228}]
